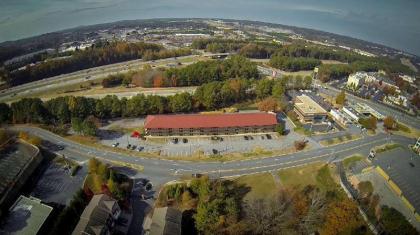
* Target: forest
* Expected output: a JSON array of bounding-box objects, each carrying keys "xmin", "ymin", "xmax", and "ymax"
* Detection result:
[{"xmin": 1, "ymin": 41, "xmax": 191, "ymax": 87}]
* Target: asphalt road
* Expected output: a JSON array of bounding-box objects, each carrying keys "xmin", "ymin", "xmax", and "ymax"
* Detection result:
[
  {"xmin": 0, "ymin": 54, "xmax": 200, "ymax": 103},
  {"xmin": 8, "ymin": 126, "xmax": 416, "ymax": 184}
]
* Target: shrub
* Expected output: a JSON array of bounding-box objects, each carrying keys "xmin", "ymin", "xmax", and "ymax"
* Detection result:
[{"xmin": 294, "ymin": 140, "xmax": 306, "ymax": 150}]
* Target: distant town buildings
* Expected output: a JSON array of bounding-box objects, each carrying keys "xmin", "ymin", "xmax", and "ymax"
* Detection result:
[
  {"xmin": 144, "ymin": 113, "xmax": 278, "ymax": 136},
  {"xmin": 293, "ymin": 95, "xmax": 328, "ymax": 123},
  {"xmin": 72, "ymin": 194, "xmax": 121, "ymax": 235}
]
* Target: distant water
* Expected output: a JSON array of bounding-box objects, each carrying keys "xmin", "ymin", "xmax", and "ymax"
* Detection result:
[{"xmin": 0, "ymin": 0, "xmax": 419, "ymax": 56}]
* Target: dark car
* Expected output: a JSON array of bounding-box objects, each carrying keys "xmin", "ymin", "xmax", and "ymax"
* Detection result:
[
  {"xmin": 266, "ymin": 134, "xmax": 272, "ymax": 139},
  {"xmin": 171, "ymin": 138, "xmax": 178, "ymax": 144},
  {"xmin": 131, "ymin": 145, "xmax": 137, "ymax": 150},
  {"xmin": 244, "ymin": 136, "xmax": 249, "ymax": 140},
  {"xmin": 182, "ymin": 138, "xmax": 188, "ymax": 143},
  {"xmin": 126, "ymin": 144, "xmax": 131, "ymax": 149}
]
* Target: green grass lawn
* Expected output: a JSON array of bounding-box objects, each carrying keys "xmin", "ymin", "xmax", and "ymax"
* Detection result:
[
  {"xmin": 234, "ymin": 173, "xmax": 276, "ymax": 201},
  {"xmin": 278, "ymin": 162, "xmax": 337, "ymax": 191},
  {"xmin": 343, "ymin": 154, "xmax": 364, "ymax": 169}
]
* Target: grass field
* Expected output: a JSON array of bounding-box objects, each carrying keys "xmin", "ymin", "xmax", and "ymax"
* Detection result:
[
  {"xmin": 278, "ymin": 162, "xmax": 337, "ymax": 191},
  {"xmin": 343, "ymin": 154, "xmax": 364, "ymax": 169},
  {"xmin": 234, "ymin": 173, "xmax": 276, "ymax": 201}
]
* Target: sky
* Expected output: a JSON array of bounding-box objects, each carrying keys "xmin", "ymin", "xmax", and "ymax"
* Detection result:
[{"xmin": 0, "ymin": 0, "xmax": 419, "ymax": 55}]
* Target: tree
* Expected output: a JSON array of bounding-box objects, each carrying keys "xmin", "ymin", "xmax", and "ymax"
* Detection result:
[
  {"xmin": 0, "ymin": 103, "xmax": 11, "ymax": 124},
  {"xmin": 335, "ymin": 90, "xmax": 346, "ymax": 105},
  {"xmin": 271, "ymin": 80, "xmax": 286, "ymax": 98},
  {"xmin": 245, "ymin": 189, "xmax": 295, "ymax": 235},
  {"xmin": 294, "ymin": 140, "xmax": 307, "ymax": 150},
  {"xmin": 255, "ymin": 79, "xmax": 274, "ymax": 99},
  {"xmin": 275, "ymin": 123, "xmax": 285, "ymax": 135},
  {"xmin": 322, "ymin": 199, "xmax": 363, "ymax": 235},
  {"xmin": 358, "ymin": 181, "xmax": 373, "ymax": 198},
  {"xmin": 257, "ymin": 97, "xmax": 281, "ymax": 112},
  {"xmin": 380, "ymin": 206, "xmax": 418, "ymax": 235},
  {"xmin": 359, "ymin": 116, "xmax": 377, "ymax": 130},
  {"xmin": 169, "ymin": 92, "xmax": 193, "ymax": 113},
  {"xmin": 88, "ymin": 158, "xmax": 99, "ymax": 174},
  {"xmin": 383, "ymin": 116, "xmax": 396, "ymax": 130}
]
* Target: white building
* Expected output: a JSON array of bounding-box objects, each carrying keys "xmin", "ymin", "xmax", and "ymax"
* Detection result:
[
  {"xmin": 399, "ymin": 74, "xmax": 415, "ymax": 84},
  {"xmin": 384, "ymin": 95, "xmax": 408, "ymax": 108},
  {"xmin": 347, "ymin": 72, "xmax": 366, "ymax": 88},
  {"xmin": 330, "ymin": 109, "xmax": 350, "ymax": 126}
]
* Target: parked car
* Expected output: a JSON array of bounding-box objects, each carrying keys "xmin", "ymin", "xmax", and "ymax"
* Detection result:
[
  {"xmin": 126, "ymin": 144, "xmax": 131, "ymax": 149},
  {"xmin": 112, "ymin": 142, "xmax": 119, "ymax": 147},
  {"xmin": 171, "ymin": 138, "xmax": 178, "ymax": 144},
  {"xmin": 266, "ymin": 134, "xmax": 272, "ymax": 139},
  {"xmin": 244, "ymin": 136, "xmax": 249, "ymax": 140},
  {"xmin": 182, "ymin": 138, "xmax": 188, "ymax": 143},
  {"xmin": 131, "ymin": 145, "xmax": 137, "ymax": 150},
  {"xmin": 137, "ymin": 146, "xmax": 144, "ymax": 151}
]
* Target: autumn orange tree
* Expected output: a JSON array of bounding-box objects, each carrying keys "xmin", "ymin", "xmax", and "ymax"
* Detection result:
[
  {"xmin": 322, "ymin": 198, "xmax": 364, "ymax": 235},
  {"xmin": 383, "ymin": 116, "xmax": 396, "ymax": 130},
  {"xmin": 257, "ymin": 97, "xmax": 285, "ymax": 112}
]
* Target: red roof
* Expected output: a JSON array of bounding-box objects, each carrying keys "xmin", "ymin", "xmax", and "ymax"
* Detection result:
[{"xmin": 144, "ymin": 113, "xmax": 277, "ymax": 129}]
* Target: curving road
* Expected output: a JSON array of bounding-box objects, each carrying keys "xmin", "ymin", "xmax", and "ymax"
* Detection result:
[{"xmin": 7, "ymin": 126, "xmax": 416, "ymax": 184}]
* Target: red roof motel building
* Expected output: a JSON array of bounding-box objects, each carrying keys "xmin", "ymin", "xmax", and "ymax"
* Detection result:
[{"xmin": 144, "ymin": 113, "xmax": 278, "ymax": 136}]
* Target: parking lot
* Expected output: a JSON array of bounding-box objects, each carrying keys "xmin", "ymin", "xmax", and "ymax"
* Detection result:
[
  {"xmin": 100, "ymin": 131, "xmax": 304, "ymax": 157},
  {"xmin": 98, "ymin": 115, "xmax": 319, "ymax": 157},
  {"xmin": 31, "ymin": 161, "xmax": 87, "ymax": 205}
]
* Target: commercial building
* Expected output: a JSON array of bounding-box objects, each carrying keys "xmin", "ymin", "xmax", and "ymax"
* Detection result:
[
  {"xmin": 342, "ymin": 103, "xmax": 384, "ymax": 122},
  {"xmin": 144, "ymin": 113, "xmax": 278, "ymax": 136},
  {"xmin": 0, "ymin": 140, "xmax": 42, "ymax": 216},
  {"xmin": 347, "ymin": 72, "xmax": 367, "ymax": 88},
  {"xmin": 72, "ymin": 194, "xmax": 121, "ymax": 235},
  {"xmin": 294, "ymin": 95, "xmax": 328, "ymax": 123},
  {"xmin": 0, "ymin": 195, "xmax": 53, "ymax": 235},
  {"xmin": 330, "ymin": 109, "xmax": 351, "ymax": 126}
]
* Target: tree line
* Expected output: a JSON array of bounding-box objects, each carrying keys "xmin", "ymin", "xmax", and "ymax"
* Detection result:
[
  {"xmin": 191, "ymin": 38, "xmax": 247, "ymax": 53},
  {"xmin": 1, "ymin": 41, "xmax": 191, "ymax": 87},
  {"xmin": 269, "ymin": 55, "xmax": 321, "ymax": 71},
  {"xmin": 0, "ymin": 79, "xmax": 255, "ymax": 127},
  {"xmin": 97, "ymin": 55, "xmax": 259, "ymax": 88}
]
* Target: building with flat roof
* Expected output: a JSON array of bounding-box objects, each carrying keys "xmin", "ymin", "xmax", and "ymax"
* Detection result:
[
  {"xmin": 294, "ymin": 95, "xmax": 328, "ymax": 123},
  {"xmin": 144, "ymin": 112, "xmax": 278, "ymax": 136},
  {"xmin": 0, "ymin": 195, "xmax": 52, "ymax": 235},
  {"xmin": 0, "ymin": 140, "xmax": 42, "ymax": 216},
  {"xmin": 72, "ymin": 194, "xmax": 121, "ymax": 235}
]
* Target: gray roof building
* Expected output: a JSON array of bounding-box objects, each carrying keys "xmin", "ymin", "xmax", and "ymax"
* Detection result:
[
  {"xmin": 0, "ymin": 195, "xmax": 52, "ymax": 235},
  {"xmin": 148, "ymin": 207, "xmax": 182, "ymax": 235},
  {"xmin": 72, "ymin": 194, "xmax": 121, "ymax": 235}
]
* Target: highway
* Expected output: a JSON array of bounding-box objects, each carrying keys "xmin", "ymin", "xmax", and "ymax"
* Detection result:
[
  {"xmin": 8, "ymin": 126, "xmax": 416, "ymax": 184},
  {"xmin": 0, "ymin": 54, "xmax": 200, "ymax": 103}
]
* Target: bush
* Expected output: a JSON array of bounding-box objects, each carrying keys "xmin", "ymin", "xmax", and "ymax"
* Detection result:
[
  {"xmin": 275, "ymin": 123, "xmax": 285, "ymax": 135},
  {"xmin": 294, "ymin": 140, "xmax": 306, "ymax": 150},
  {"xmin": 102, "ymin": 74, "xmax": 123, "ymax": 88},
  {"xmin": 383, "ymin": 116, "xmax": 396, "ymax": 130}
]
